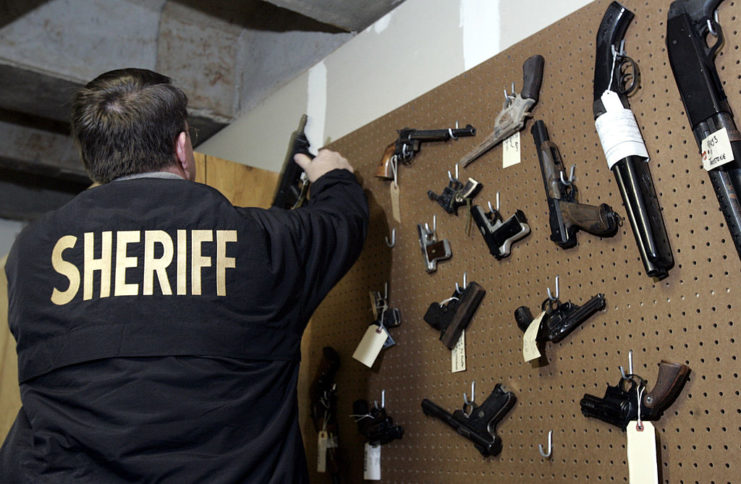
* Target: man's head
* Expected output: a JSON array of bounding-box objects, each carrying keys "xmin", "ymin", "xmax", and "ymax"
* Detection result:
[{"xmin": 71, "ymin": 68, "xmax": 193, "ymax": 183}]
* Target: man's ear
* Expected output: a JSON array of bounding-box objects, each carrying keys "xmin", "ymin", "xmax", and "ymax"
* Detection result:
[{"xmin": 175, "ymin": 131, "xmax": 189, "ymax": 169}]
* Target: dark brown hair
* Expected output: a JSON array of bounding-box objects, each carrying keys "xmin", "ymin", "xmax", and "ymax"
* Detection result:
[{"xmin": 71, "ymin": 68, "xmax": 188, "ymax": 183}]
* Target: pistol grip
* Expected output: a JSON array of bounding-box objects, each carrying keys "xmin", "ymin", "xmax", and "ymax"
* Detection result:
[
  {"xmin": 560, "ymin": 200, "xmax": 620, "ymax": 244},
  {"xmin": 375, "ymin": 143, "xmax": 396, "ymax": 179},
  {"xmin": 643, "ymin": 361, "xmax": 691, "ymax": 414}
]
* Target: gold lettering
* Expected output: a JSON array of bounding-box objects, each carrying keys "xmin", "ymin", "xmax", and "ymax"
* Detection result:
[
  {"xmin": 84, "ymin": 231, "xmax": 112, "ymax": 300},
  {"xmin": 114, "ymin": 231, "xmax": 140, "ymax": 296},
  {"xmin": 177, "ymin": 229, "xmax": 187, "ymax": 295},
  {"xmin": 143, "ymin": 230, "xmax": 174, "ymax": 295},
  {"xmin": 191, "ymin": 230, "xmax": 212, "ymax": 296},
  {"xmin": 50, "ymin": 235, "xmax": 80, "ymax": 305},
  {"xmin": 216, "ymin": 230, "xmax": 237, "ymax": 296}
]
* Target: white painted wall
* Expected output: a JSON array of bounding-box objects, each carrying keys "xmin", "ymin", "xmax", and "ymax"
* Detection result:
[
  {"xmin": 0, "ymin": 219, "xmax": 24, "ymax": 259},
  {"xmin": 198, "ymin": 0, "xmax": 594, "ymax": 172}
]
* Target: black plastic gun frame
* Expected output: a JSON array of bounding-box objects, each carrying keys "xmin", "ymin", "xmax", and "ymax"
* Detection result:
[
  {"xmin": 471, "ymin": 205, "xmax": 530, "ymax": 259},
  {"xmin": 424, "ymin": 282, "xmax": 486, "ymax": 349},
  {"xmin": 428, "ymin": 177, "xmax": 483, "ymax": 215}
]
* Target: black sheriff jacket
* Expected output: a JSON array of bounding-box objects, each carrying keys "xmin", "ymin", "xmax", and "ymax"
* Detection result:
[{"xmin": 1, "ymin": 168, "xmax": 368, "ymax": 483}]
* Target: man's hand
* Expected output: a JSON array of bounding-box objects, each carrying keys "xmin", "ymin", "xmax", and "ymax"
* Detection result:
[{"xmin": 294, "ymin": 149, "xmax": 354, "ymax": 183}]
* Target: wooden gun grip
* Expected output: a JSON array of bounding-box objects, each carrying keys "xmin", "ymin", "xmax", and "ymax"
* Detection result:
[
  {"xmin": 643, "ymin": 360, "xmax": 690, "ymax": 411},
  {"xmin": 375, "ymin": 142, "xmax": 396, "ymax": 179}
]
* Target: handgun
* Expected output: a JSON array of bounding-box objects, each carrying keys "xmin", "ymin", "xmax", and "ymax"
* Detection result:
[
  {"xmin": 593, "ymin": 2, "xmax": 674, "ymax": 279},
  {"xmin": 471, "ymin": 201, "xmax": 530, "ymax": 259},
  {"xmin": 421, "ymin": 384, "xmax": 516, "ymax": 457},
  {"xmin": 581, "ymin": 360, "xmax": 691, "ymax": 430},
  {"xmin": 666, "ymin": 0, "xmax": 741, "ymax": 259},
  {"xmin": 272, "ymin": 114, "xmax": 314, "ymax": 209},
  {"xmin": 424, "ymin": 281, "xmax": 486, "ymax": 349},
  {"xmin": 376, "ymin": 124, "xmax": 476, "ymax": 179},
  {"xmin": 353, "ymin": 399, "xmax": 404, "ymax": 446},
  {"xmin": 428, "ymin": 176, "xmax": 482, "ymax": 215},
  {"xmin": 460, "ymin": 54, "xmax": 544, "ymax": 168},
  {"xmin": 532, "ymin": 119, "xmax": 620, "ymax": 248},
  {"xmin": 515, "ymin": 293, "xmax": 606, "ymax": 344}
]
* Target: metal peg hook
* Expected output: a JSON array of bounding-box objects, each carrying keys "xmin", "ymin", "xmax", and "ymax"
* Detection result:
[
  {"xmin": 463, "ymin": 381, "xmax": 476, "ymax": 406},
  {"xmin": 619, "ymin": 349, "xmax": 635, "ymax": 380},
  {"xmin": 448, "ymin": 121, "xmax": 460, "ymax": 140},
  {"xmin": 538, "ymin": 430, "xmax": 553, "ymax": 458},
  {"xmin": 559, "ymin": 165, "xmax": 575, "ymax": 186},
  {"xmin": 455, "ymin": 271, "xmax": 468, "ymax": 295},
  {"xmin": 707, "ymin": 10, "xmax": 720, "ymax": 37},
  {"xmin": 385, "ymin": 228, "xmax": 396, "ymax": 248},
  {"xmin": 547, "ymin": 275, "xmax": 560, "ymax": 301}
]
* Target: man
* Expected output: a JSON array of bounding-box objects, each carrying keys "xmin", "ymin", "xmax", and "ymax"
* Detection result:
[{"xmin": 0, "ymin": 68, "xmax": 368, "ymax": 482}]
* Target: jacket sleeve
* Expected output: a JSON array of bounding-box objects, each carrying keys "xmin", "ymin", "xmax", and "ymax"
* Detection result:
[{"xmin": 243, "ymin": 169, "xmax": 369, "ymax": 323}]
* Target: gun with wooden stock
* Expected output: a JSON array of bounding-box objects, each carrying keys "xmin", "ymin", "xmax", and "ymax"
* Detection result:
[
  {"xmin": 666, "ymin": 0, "xmax": 741, "ymax": 259},
  {"xmin": 532, "ymin": 119, "xmax": 620, "ymax": 248},
  {"xmin": 375, "ymin": 124, "xmax": 476, "ymax": 179},
  {"xmin": 593, "ymin": 1, "xmax": 674, "ymax": 279}
]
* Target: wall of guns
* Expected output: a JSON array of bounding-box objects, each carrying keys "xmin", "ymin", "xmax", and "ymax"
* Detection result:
[{"xmin": 296, "ymin": 0, "xmax": 741, "ymax": 482}]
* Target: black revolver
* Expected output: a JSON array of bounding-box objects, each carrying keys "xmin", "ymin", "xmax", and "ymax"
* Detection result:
[
  {"xmin": 666, "ymin": 0, "xmax": 741, "ymax": 259},
  {"xmin": 593, "ymin": 2, "xmax": 674, "ymax": 279},
  {"xmin": 376, "ymin": 124, "xmax": 476, "ymax": 179},
  {"xmin": 272, "ymin": 114, "xmax": 314, "ymax": 209},
  {"xmin": 421, "ymin": 384, "xmax": 515, "ymax": 457},
  {"xmin": 581, "ymin": 360, "xmax": 691, "ymax": 430},
  {"xmin": 515, "ymin": 293, "xmax": 606, "ymax": 344},
  {"xmin": 532, "ymin": 119, "xmax": 620, "ymax": 248}
]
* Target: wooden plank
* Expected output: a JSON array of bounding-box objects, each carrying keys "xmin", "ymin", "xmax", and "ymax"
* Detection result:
[
  {"xmin": 0, "ymin": 255, "xmax": 20, "ymax": 442},
  {"xmin": 201, "ymin": 153, "xmax": 279, "ymax": 208}
]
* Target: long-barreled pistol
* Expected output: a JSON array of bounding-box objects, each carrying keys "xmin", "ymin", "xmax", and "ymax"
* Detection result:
[
  {"xmin": 532, "ymin": 119, "xmax": 620, "ymax": 248},
  {"xmin": 272, "ymin": 114, "xmax": 313, "ymax": 209},
  {"xmin": 421, "ymin": 384, "xmax": 516, "ymax": 457},
  {"xmin": 460, "ymin": 55, "xmax": 544, "ymax": 168},
  {"xmin": 376, "ymin": 124, "xmax": 476, "ymax": 179},
  {"xmin": 581, "ymin": 360, "xmax": 691, "ymax": 430},
  {"xmin": 666, "ymin": 0, "xmax": 741, "ymax": 259}
]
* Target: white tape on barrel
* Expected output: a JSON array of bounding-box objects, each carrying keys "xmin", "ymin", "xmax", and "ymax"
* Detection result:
[{"xmin": 595, "ymin": 90, "xmax": 649, "ymax": 169}]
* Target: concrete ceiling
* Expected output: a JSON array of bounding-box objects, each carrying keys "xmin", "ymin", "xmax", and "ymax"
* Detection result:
[{"xmin": 0, "ymin": 0, "xmax": 404, "ymax": 220}]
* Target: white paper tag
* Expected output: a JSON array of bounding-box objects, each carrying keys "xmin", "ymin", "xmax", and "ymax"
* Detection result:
[
  {"xmin": 390, "ymin": 182, "xmax": 401, "ymax": 223},
  {"xmin": 523, "ymin": 311, "xmax": 545, "ymax": 362},
  {"xmin": 627, "ymin": 421, "xmax": 659, "ymax": 484},
  {"xmin": 352, "ymin": 325, "xmax": 388, "ymax": 368},
  {"xmin": 317, "ymin": 430, "xmax": 328, "ymax": 473},
  {"xmin": 595, "ymin": 90, "xmax": 649, "ymax": 169},
  {"xmin": 451, "ymin": 330, "xmax": 466, "ymax": 372},
  {"xmin": 363, "ymin": 443, "xmax": 382, "ymax": 480},
  {"xmin": 502, "ymin": 131, "xmax": 521, "ymax": 168},
  {"xmin": 701, "ymin": 127, "xmax": 735, "ymax": 170}
]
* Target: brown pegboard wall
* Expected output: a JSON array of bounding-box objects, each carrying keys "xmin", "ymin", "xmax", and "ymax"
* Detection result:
[{"xmin": 301, "ymin": 0, "xmax": 741, "ymax": 482}]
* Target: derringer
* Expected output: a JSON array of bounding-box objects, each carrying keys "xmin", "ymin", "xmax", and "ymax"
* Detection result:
[
  {"xmin": 417, "ymin": 217, "xmax": 452, "ymax": 272},
  {"xmin": 515, "ymin": 293, "xmax": 606, "ymax": 344},
  {"xmin": 421, "ymin": 384, "xmax": 516, "ymax": 457},
  {"xmin": 460, "ymin": 54, "xmax": 544, "ymax": 168},
  {"xmin": 272, "ymin": 114, "xmax": 313, "ymax": 209},
  {"xmin": 594, "ymin": 2, "xmax": 674, "ymax": 279},
  {"xmin": 471, "ymin": 200, "xmax": 530, "ymax": 259},
  {"xmin": 666, "ymin": 0, "xmax": 741, "ymax": 258},
  {"xmin": 581, "ymin": 360, "xmax": 691, "ymax": 430},
  {"xmin": 376, "ymin": 124, "xmax": 476, "ymax": 179},
  {"xmin": 532, "ymin": 119, "xmax": 620, "ymax": 248},
  {"xmin": 424, "ymin": 281, "xmax": 486, "ymax": 349}
]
